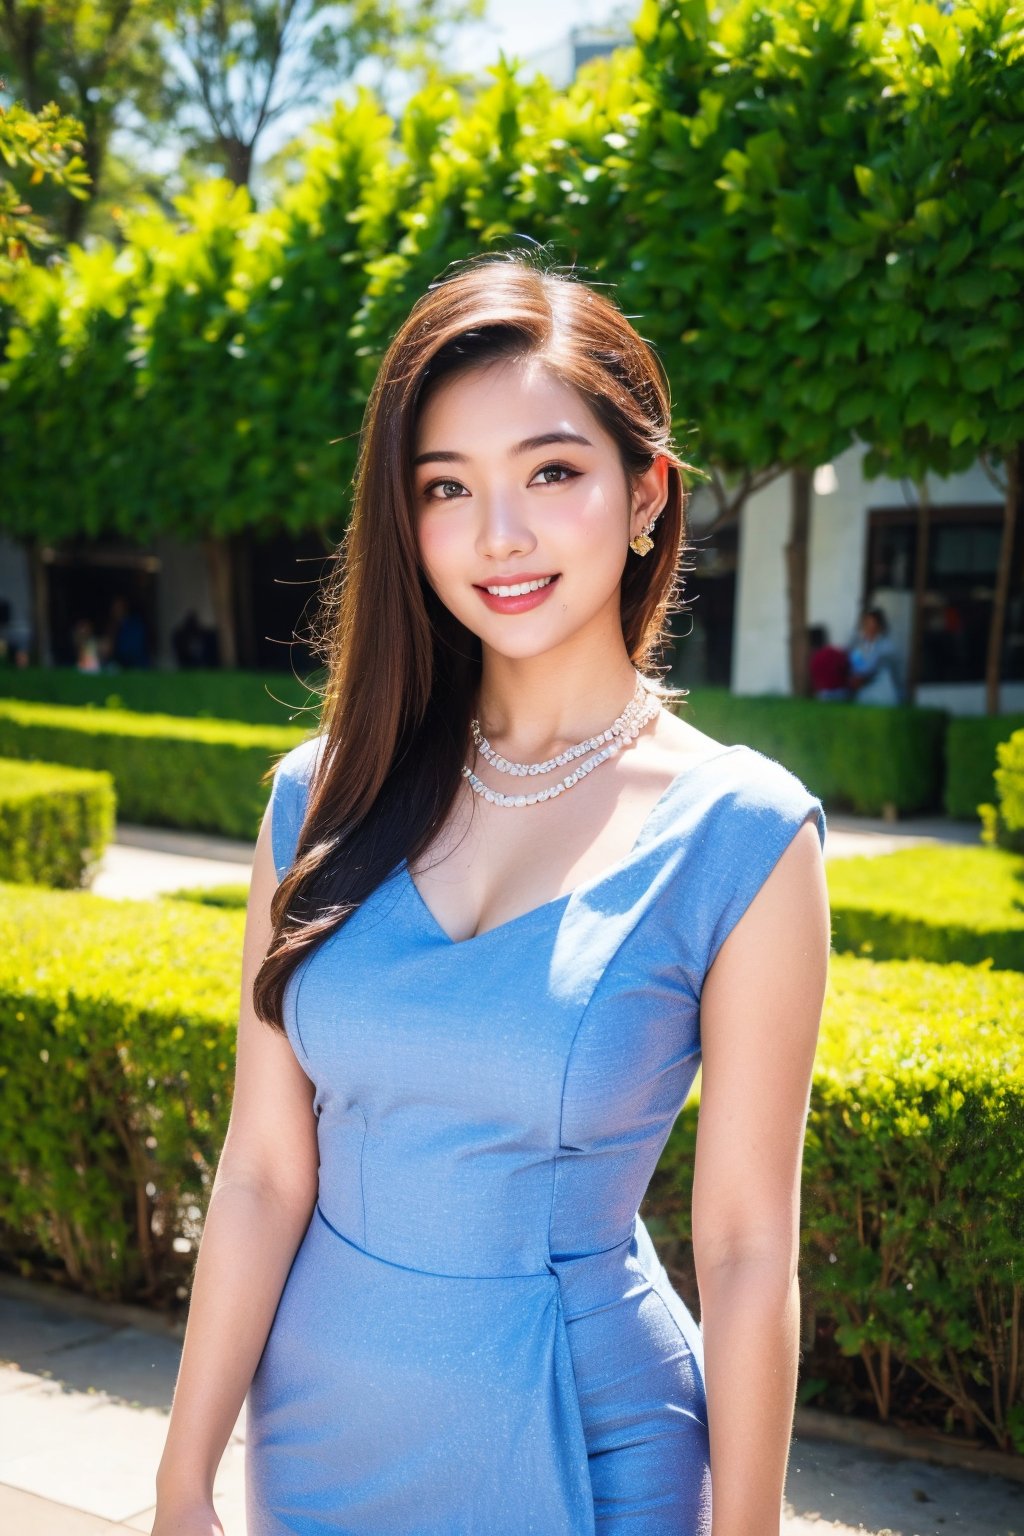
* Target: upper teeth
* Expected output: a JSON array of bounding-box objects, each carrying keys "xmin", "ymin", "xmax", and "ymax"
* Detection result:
[{"xmin": 485, "ymin": 576, "xmax": 555, "ymax": 597}]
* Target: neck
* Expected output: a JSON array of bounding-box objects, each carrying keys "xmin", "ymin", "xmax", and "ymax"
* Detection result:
[{"xmin": 472, "ymin": 654, "xmax": 642, "ymax": 762}]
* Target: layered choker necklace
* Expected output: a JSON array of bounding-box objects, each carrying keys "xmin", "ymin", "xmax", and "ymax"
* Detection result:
[{"xmin": 462, "ymin": 671, "xmax": 662, "ymax": 808}]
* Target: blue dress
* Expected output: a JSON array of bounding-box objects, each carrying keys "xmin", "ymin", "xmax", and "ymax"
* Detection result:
[{"xmin": 245, "ymin": 736, "xmax": 827, "ymax": 1535}]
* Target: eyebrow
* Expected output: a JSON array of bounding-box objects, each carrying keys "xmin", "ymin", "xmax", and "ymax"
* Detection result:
[{"xmin": 412, "ymin": 431, "xmax": 594, "ymax": 468}]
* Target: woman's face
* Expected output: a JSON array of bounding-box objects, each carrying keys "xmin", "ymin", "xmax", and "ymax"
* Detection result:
[{"xmin": 412, "ymin": 356, "xmax": 666, "ymax": 662}]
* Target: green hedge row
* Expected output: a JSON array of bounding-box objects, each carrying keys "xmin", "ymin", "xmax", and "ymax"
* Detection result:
[
  {"xmin": 0, "ymin": 882, "xmax": 241, "ymax": 1303},
  {"xmin": 0, "ymin": 699, "xmax": 300, "ymax": 840},
  {"xmin": 2, "ymin": 673, "xmax": 1020, "ymax": 823},
  {"xmin": 0, "ymin": 875, "xmax": 1020, "ymax": 1450},
  {"xmin": 0, "ymin": 757, "xmax": 115, "ymax": 888},
  {"xmin": 945, "ymin": 712, "xmax": 1024, "ymax": 820},
  {"xmin": 681, "ymin": 691, "xmax": 948, "ymax": 816},
  {"xmin": 0, "ymin": 666, "xmax": 325, "ymax": 728},
  {"xmin": 643, "ymin": 954, "xmax": 1024, "ymax": 1454},
  {"xmin": 826, "ymin": 845, "xmax": 1024, "ymax": 971}
]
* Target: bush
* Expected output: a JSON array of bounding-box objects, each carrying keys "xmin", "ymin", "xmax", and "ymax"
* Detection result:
[
  {"xmin": 0, "ymin": 880, "xmax": 242, "ymax": 1304},
  {"xmin": 946, "ymin": 713, "xmax": 1024, "ymax": 821},
  {"xmin": 0, "ymin": 665, "xmax": 325, "ymax": 727},
  {"xmin": 826, "ymin": 844, "xmax": 1024, "ymax": 970},
  {"xmin": 680, "ymin": 690, "xmax": 946, "ymax": 817},
  {"xmin": 0, "ymin": 698, "xmax": 308, "ymax": 839},
  {"xmin": 979, "ymin": 728, "xmax": 1024, "ymax": 855},
  {"xmin": 0, "ymin": 757, "xmax": 115, "ymax": 888},
  {"xmin": 644, "ymin": 953, "xmax": 1024, "ymax": 1454},
  {"xmin": 2, "ymin": 876, "xmax": 1020, "ymax": 1453}
]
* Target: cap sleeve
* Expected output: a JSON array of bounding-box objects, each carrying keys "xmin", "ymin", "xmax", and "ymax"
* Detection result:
[
  {"xmin": 266, "ymin": 734, "xmax": 325, "ymax": 882},
  {"xmin": 702, "ymin": 749, "xmax": 826, "ymax": 982}
]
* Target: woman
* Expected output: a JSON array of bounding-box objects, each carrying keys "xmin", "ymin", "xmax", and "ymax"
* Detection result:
[{"xmin": 153, "ymin": 251, "xmax": 830, "ymax": 1536}]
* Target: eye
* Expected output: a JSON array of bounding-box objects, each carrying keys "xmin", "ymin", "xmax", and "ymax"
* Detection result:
[
  {"xmin": 421, "ymin": 477, "xmax": 467, "ymax": 502},
  {"xmin": 531, "ymin": 462, "xmax": 581, "ymax": 486}
]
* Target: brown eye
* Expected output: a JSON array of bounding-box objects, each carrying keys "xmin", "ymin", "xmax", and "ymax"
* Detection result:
[{"xmin": 532, "ymin": 463, "xmax": 580, "ymax": 486}]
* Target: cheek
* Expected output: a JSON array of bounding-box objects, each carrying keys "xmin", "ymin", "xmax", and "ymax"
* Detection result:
[{"xmin": 415, "ymin": 511, "xmax": 477, "ymax": 602}]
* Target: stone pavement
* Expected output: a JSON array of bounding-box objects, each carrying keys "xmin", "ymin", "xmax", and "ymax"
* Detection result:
[
  {"xmin": 1, "ymin": 1283, "xmax": 1021, "ymax": 1535},
  {"xmin": 3, "ymin": 809, "xmax": 1011, "ymax": 1534}
]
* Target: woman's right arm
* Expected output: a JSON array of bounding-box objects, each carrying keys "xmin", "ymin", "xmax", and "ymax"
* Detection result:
[{"xmin": 152, "ymin": 797, "xmax": 320, "ymax": 1534}]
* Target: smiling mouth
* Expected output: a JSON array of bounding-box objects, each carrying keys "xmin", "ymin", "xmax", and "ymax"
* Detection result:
[{"xmin": 477, "ymin": 575, "xmax": 559, "ymax": 598}]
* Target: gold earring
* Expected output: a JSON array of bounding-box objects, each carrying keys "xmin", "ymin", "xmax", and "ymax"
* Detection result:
[{"xmin": 629, "ymin": 521, "xmax": 656, "ymax": 557}]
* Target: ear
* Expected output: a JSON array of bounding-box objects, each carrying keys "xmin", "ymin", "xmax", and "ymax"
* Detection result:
[{"xmin": 629, "ymin": 454, "xmax": 670, "ymax": 538}]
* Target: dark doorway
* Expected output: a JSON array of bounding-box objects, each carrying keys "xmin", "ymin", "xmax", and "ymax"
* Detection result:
[{"xmin": 45, "ymin": 544, "xmax": 159, "ymax": 669}]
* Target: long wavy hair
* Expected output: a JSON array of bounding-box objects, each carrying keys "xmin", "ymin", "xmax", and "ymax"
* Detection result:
[{"xmin": 253, "ymin": 249, "xmax": 704, "ymax": 1033}]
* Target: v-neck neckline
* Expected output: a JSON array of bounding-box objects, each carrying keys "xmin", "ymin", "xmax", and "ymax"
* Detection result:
[{"xmin": 401, "ymin": 743, "xmax": 742, "ymax": 948}]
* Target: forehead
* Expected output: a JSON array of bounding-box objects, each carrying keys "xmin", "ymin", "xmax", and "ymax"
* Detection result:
[{"xmin": 414, "ymin": 356, "xmax": 606, "ymax": 446}]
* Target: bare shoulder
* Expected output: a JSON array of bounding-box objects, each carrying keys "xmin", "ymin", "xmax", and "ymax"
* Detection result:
[{"xmin": 647, "ymin": 704, "xmax": 728, "ymax": 768}]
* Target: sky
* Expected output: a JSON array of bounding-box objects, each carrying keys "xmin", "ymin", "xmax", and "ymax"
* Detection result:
[{"xmin": 255, "ymin": 0, "xmax": 634, "ymax": 169}]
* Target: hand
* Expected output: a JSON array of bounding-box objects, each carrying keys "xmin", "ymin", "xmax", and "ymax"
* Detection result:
[{"xmin": 150, "ymin": 1496, "xmax": 225, "ymax": 1536}]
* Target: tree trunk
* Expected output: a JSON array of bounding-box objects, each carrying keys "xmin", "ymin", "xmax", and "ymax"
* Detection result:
[
  {"xmin": 905, "ymin": 479, "xmax": 931, "ymax": 705},
  {"xmin": 986, "ymin": 444, "xmax": 1020, "ymax": 716},
  {"xmin": 785, "ymin": 467, "xmax": 812, "ymax": 696},
  {"xmin": 202, "ymin": 537, "xmax": 238, "ymax": 670},
  {"xmin": 221, "ymin": 136, "xmax": 254, "ymax": 188}
]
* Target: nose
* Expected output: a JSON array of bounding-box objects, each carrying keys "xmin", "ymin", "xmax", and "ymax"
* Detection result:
[{"xmin": 475, "ymin": 487, "xmax": 537, "ymax": 561}]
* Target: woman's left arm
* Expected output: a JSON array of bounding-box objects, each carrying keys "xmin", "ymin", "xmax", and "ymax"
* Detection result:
[{"xmin": 692, "ymin": 816, "xmax": 831, "ymax": 1536}]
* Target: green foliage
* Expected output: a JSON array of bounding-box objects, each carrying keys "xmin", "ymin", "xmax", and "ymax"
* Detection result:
[
  {"xmin": 979, "ymin": 727, "xmax": 1024, "ymax": 853},
  {"xmin": 0, "ymin": 98, "xmax": 90, "ymax": 296},
  {"xmin": 3, "ymin": 2, "xmax": 1024, "ymax": 545},
  {"xmin": 0, "ymin": 880, "xmax": 243, "ymax": 1302},
  {"xmin": 645, "ymin": 952, "xmax": 1024, "ymax": 1452},
  {"xmin": 945, "ymin": 712, "xmax": 1024, "ymax": 819},
  {"xmin": 0, "ymin": 757, "xmax": 115, "ymax": 888},
  {"xmin": 827, "ymin": 844, "xmax": 1024, "ymax": 969},
  {"xmin": 0, "ymin": 698, "xmax": 307, "ymax": 838},
  {"xmin": 0, "ymin": 664, "xmax": 326, "ymax": 724},
  {"xmin": 161, "ymin": 883, "xmax": 249, "ymax": 908},
  {"xmin": 680, "ymin": 688, "xmax": 945, "ymax": 815}
]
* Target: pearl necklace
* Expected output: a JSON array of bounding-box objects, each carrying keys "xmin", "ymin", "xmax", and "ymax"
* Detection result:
[{"xmin": 463, "ymin": 671, "xmax": 662, "ymax": 807}]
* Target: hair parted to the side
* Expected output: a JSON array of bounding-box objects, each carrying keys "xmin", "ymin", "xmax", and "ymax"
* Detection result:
[{"xmin": 253, "ymin": 245, "xmax": 706, "ymax": 1033}]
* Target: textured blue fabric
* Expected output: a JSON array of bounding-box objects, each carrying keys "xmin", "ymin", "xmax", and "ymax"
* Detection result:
[{"xmin": 247, "ymin": 736, "xmax": 827, "ymax": 1535}]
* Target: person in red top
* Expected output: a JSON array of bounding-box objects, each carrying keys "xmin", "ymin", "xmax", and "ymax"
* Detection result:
[{"xmin": 807, "ymin": 624, "xmax": 851, "ymax": 699}]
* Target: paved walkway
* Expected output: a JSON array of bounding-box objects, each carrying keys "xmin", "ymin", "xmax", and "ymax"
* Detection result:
[
  {"xmin": 4, "ymin": 809, "xmax": 1010, "ymax": 1535},
  {"xmin": 1, "ymin": 1283, "xmax": 1021, "ymax": 1536}
]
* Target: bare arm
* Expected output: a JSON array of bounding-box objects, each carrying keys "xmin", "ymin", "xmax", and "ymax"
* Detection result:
[
  {"xmin": 692, "ymin": 816, "xmax": 830, "ymax": 1536},
  {"xmin": 153, "ymin": 799, "xmax": 320, "ymax": 1524}
]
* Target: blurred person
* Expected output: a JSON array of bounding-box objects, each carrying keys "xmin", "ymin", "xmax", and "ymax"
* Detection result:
[
  {"xmin": 849, "ymin": 606, "xmax": 901, "ymax": 705},
  {"xmin": 807, "ymin": 623, "xmax": 850, "ymax": 700},
  {"xmin": 72, "ymin": 618, "xmax": 102, "ymax": 672}
]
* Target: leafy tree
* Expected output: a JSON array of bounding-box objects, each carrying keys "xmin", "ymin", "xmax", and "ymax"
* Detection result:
[
  {"xmin": 0, "ymin": 1, "xmax": 169, "ymax": 244},
  {"xmin": 0, "ymin": 96, "xmax": 90, "ymax": 289},
  {"xmin": 152, "ymin": 0, "xmax": 486, "ymax": 189},
  {"xmin": 853, "ymin": 0, "xmax": 1024, "ymax": 713}
]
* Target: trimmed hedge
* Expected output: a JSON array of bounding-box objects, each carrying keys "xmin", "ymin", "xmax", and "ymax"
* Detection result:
[
  {"xmin": 644, "ymin": 954, "xmax": 1024, "ymax": 1454},
  {"xmin": 945, "ymin": 712, "xmax": 1024, "ymax": 820},
  {"xmin": 0, "ymin": 666, "xmax": 326, "ymax": 727},
  {"xmin": 1, "ymin": 875, "xmax": 1021, "ymax": 1451},
  {"xmin": 0, "ymin": 699, "xmax": 307, "ymax": 840},
  {"xmin": 2, "ymin": 675, "xmax": 1019, "ymax": 825},
  {"xmin": 826, "ymin": 845, "xmax": 1024, "ymax": 970},
  {"xmin": 0, "ymin": 757, "xmax": 116, "ymax": 888},
  {"xmin": 0, "ymin": 881, "xmax": 242, "ymax": 1302},
  {"xmin": 680, "ymin": 690, "xmax": 946, "ymax": 817}
]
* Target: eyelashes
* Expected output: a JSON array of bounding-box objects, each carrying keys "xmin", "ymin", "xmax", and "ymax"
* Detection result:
[{"xmin": 421, "ymin": 463, "xmax": 582, "ymax": 502}]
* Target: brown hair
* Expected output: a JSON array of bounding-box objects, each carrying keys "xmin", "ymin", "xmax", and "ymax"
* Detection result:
[{"xmin": 253, "ymin": 248, "xmax": 703, "ymax": 1032}]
